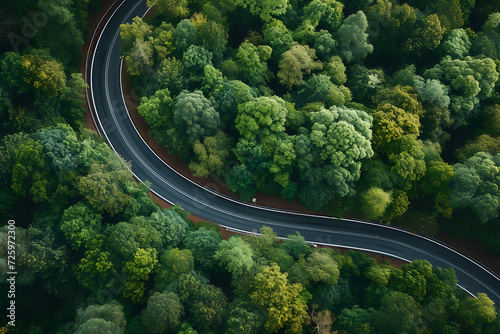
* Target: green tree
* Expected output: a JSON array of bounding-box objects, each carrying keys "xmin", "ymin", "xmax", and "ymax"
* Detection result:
[
  {"xmin": 278, "ymin": 44, "xmax": 323, "ymax": 90},
  {"xmin": 314, "ymin": 30, "xmax": 338, "ymax": 59},
  {"xmin": 336, "ymin": 306, "xmax": 376, "ymax": 333},
  {"xmin": 388, "ymin": 136, "xmax": 427, "ymax": 190},
  {"xmin": 439, "ymin": 28, "xmax": 471, "ymax": 59},
  {"xmin": 224, "ymin": 307, "xmax": 264, "ymax": 334},
  {"xmin": 458, "ymin": 293, "xmax": 497, "ymax": 332},
  {"xmin": 199, "ymin": 20, "xmax": 228, "ymax": 63},
  {"xmin": 360, "ymin": 187, "xmax": 392, "ymax": 220},
  {"xmin": 183, "ymin": 227, "xmax": 222, "ymax": 268},
  {"xmin": 173, "ymin": 90, "xmax": 220, "ymax": 144},
  {"xmin": 123, "ymin": 247, "xmax": 158, "ymax": 303},
  {"xmin": 190, "ymin": 284, "xmax": 228, "ymax": 331},
  {"xmin": 214, "ymin": 235, "xmax": 255, "ymax": 278},
  {"xmin": 236, "ymin": 96, "xmax": 287, "ymax": 138},
  {"xmin": 11, "ymin": 137, "xmax": 50, "ymax": 202},
  {"xmin": 375, "ymin": 291, "xmax": 423, "ymax": 333},
  {"xmin": 151, "ymin": 22, "xmax": 175, "ymax": 61},
  {"xmin": 303, "ymin": 0, "xmax": 344, "ymax": 32},
  {"xmin": 235, "ymin": 42, "xmax": 272, "ymax": 87},
  {"xmin": 17, "ymin": 227, "xmax": 71, "ymax": 297},
  {"xmin": 74, "ymin": 301, "xmax": 126, "ymax": 334},
  {"xmin": 77, "ymin": 159, "xmax": 134, "ymax": 216},
  {"xmin": 74, "ymin": 235, "xmax": 114, "ymax": 294},
  {"xmin": 309, "ymin": 106, "xmax": 373, "ymax": 169},
  {"xmin": 189, "ymin": 131, "xmax": 232, "ymax": 178},
  {"xmin": 237, "ymin": 0, "xmax": 288, "ymax": 22},
  {"xmin": 280, "ymin": 232, "xmax": 311, "ymax": 260},
  {"xmin": 457, "ymin": 135, "xmax": 500, "ymax": 161},
  {"xmin": 251, "ymin": 263, "xmax": 309, "ymax": 333},
  {"xmin": 60, "ymin": 202, "xmax": 102, "ymax": 250},
  {"xmin": 295, "ymin": 74, "xmax": 352, "ymax": 107},
  {"xmin": 182, "ymin": 45, "xmax": 213, "ymax": 81},
  {"xmin": 338, "ymin": 11, "xmax": 373, "ymax": 63},
  {"xmin": 155, "ymin": 248, "xmax": 194, "ymax": 290},
  {"xmin": 150, "ymin": 0, "xmax": 190, "ymax": 20},
  {"xmin": 451, "ymin": 152, "xmax": 500, "ymax": 224},
  {"xmin": 372, "ymin": 103, "xmax": 420, "ymax": 150},
  {"xmin": 120, "ymin": 17, "xmax": 154, "ymax": 76},
  {"xmin": 424, "ymin": 55, "xmax": 499, "ymax": 126},
  {"xmin": 173, "ymin": 19, "xmax": 199, "ymax": 55},
  {"xmin": 142, "ymin": 292, "xmax": 183, "ymax": 333},
  {"xmin": 138, "ymin": 88, "xmax": 175, "ymax": 129},
  {"xmin": 213, "ymin": 80, "xmax": 255, "ymax": 132}
]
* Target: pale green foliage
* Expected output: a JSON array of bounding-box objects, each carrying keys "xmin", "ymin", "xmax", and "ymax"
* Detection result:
[
  {"xmin": 360, "ymin": 187, "xmax": 392, "ymax": 220},
  {"xmin": 214, "ymin": 235, "xmax": 255, "ymax": 277},
  {"xmin": 458, "ymin": 293, "xmax": 497, "ymax": 330},
  {"xmin": 278, "ymin": 45, "xmax": 323, "ymax": 90},
  {"xmin": 173, "ymin": 90, "xmax": 220, "ymax": 144},
  {"xmin": 413, "ymin": 77, "xmax": 450, "ymax": 110},
  {"xmin": 365, "ymin": 264, "xmax": 391, "ymax": 287},
  {"xmin": 338, "ymin": 11, "xmax": 374, "ymax": 63}
]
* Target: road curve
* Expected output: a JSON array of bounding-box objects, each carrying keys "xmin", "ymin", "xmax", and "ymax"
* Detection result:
[{"xmin": 86, "ymin": 0, "xmax": 500, "ymax": 304}]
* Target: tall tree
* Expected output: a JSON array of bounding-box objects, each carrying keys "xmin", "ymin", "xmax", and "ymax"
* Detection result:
[{"xmin": 251, "ymin": 263, "xmax": 309, "ymax": 333}]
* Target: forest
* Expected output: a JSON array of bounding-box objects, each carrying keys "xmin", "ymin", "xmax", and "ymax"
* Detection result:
[
  {"xmin": 0, "ymin": 0, "xmax": 499, "ymax": 333},
  {"xmin": 118, "ymin": 0, "xmax": 500, "ymax": 254}
]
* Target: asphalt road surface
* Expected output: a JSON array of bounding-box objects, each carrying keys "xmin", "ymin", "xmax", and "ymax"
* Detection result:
[{"xmin": 87, "ymin": 0, "xmax": 500, "ymax": 305}]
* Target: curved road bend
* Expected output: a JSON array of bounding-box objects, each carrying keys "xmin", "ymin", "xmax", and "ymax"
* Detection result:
[{"xmin": 87, "ymin": 0, "xmax": 500, "ymax": 304}]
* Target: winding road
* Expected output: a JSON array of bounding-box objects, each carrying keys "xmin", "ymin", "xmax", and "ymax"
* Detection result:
[{"xmin": 86, "ymin": 0, "xmax": 500, "ymax": 304}]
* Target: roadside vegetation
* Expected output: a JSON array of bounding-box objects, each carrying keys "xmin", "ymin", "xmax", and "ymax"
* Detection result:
[
  {"xmin": 124, "ymin": 0, "xmax": 500, "ymax": 255},
  {"xmin": 0, "ymin": 0, "xmax": 499, "ymax": 333}
]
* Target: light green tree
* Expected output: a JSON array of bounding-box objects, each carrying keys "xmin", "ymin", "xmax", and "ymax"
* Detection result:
[{"xmin": 251, "ymin": 263, "xmax": 309, "ymax": 333}]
